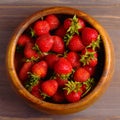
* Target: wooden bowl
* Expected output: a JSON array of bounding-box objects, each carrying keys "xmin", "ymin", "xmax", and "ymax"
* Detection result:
[{"xmin": 6, "ymin": 6, "xmax": 115, "ymax": 114}]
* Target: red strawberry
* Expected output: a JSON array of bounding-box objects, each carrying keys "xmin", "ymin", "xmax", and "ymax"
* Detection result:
[
  {"xmin": 33, "ymin": 20, "xmax": 50, "ymax": 36},
  {"xmin": 64, "ymin": 17, "xmax": 85, "ymax": 32},
  {"xmin": 17, "ymin": 34, "xmax": 31, "ymax": 47},
  {"xmin": 63, "ymin": 18, "xmax": 71, "ymax": 30},
  {"xmin": 52, "ymin": 89, "xmax": 65, "ymax": 103},
  {"xmin": 66, "ymin": 51, "xmax": 81, "ymax": 68},
  {"xmin": 73, "ymin": 67, "xmax": 90, "ymax": 82},
  {"xmin": 81, "ymin": 27, "xmax": 98, "ymax": 46},
  {"xmin": 55, "ymin": 77, "xmax": 68, "ymax": 88},
  {"xmin": 83, "ymin": 65, "xmax": 96, "ymax": 76},
  {"xmin": 80, "ymin": 48, "xmax": 98, "ymax": 67},
  {"xmin": 41, "ymin": 79, "xmax": 58, "ymax": 96},
  {"xmin": 51, "ymin": 35, "xmax": 65, "ymax": 54},
  {"xmin": 36, "ymin": 34, "xmax": 54, "ymax": 52},
  {"xmin": 45, "ymin": 14, "xmax": 60, "ymax": 30},
  {"xmin": 31, "ymin": 83, "xmax": 43, "ymax": 99},
  {"xmin": 80, "ymin": 84, "xmax": 87, "ymax": 93},
  {"xmin": 78, "ymin": 18, "xmax": 86, "ymax": 32},
  {"xmin": 63, "ymin": 81, "xmax": 82, "ymax": 103},
  {"xmin": 68, "ymin": 35, "xmax": 85, "ymax": 52},
  {"xmin": 65, "ymin": 91, "xmax": 82, "ymax": 103},
  {"xmin": 19, "ymin": 62, "xmax": 33, "ymax": 82},
  {"xmin": 55, "ymin": 25, "xmax": 66, "ymax": 38},
  {"xmin": 24, "ymin": 42, "xmax": 39, "ymax": 59},
  {"xmin": 31, "ymin": 61, "xmax": 48, "ymax": 78},
  {"xmin": 54, "ymin": 57, "xmax": 72, "ymax": 75},
  {"xmin": 44, "ymin": 54, "xmax": 59, "ymax": 69}
]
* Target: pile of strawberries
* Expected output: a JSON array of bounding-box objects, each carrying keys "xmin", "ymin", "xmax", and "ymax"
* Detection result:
[{"xmin": 15, "ymin": 14, "xmax": 101, "ymax": 103}]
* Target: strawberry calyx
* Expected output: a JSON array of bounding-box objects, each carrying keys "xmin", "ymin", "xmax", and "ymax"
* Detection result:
[
  {"xmin": 63, "ymin": 81, "xmax": 82, "ymax": 95},
  {"xmin": 56, "ymin": 73, "xmax": 71, "ymax": 80},
  {"xmin": 81, "ymin": 78, "xmax": 95, "ymax": 97},
  {"xmin": 26, "ymin": 56, "xmax": 40, "ymax": 62},
  {"xmin": 25, "ymin": 72, "xmax": 40, "ymax": 91},
  {"xmin": 80, "ymin": 49, "xmax": 97, "ymax": 66},
  {"xmin": 41, "ymin": 92, "xmax": 50, "ymax": 99},
  {"xmin": 64, "ymin": 15, "xmax": 81, "ymax": 46},
  {"xmin": 67, "ymin": 15, "xmax": 81, "ymax": 35},
  {"xmin": 87, "ymin": 35, "xmax": 101, "ymax": 50}
]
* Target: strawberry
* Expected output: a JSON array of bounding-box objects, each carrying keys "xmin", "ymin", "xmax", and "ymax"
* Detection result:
[
  {"xmin": 81, "ymin": 78, "xmax": 95, "ymax": 97},
  {"xmin": 66, "ymin": 51, "xmax": 81, "ymax": 68},
  {"xmin": 83, "ymin": 65, "xmax": 96, "ymax": 76},
  {"xmin": 55, "ymin": 25, "xmax": 66, "ymax": 38},
  {"xmin": 31, "ymin": 83, "xmax": 43, "ymax": 99},
  {"xmin": 19, "ymin": 62, "xmax": 33, "ymax": 82},
  {"xmin": 33, "ymin": 20, "xmax": 50, "ymax": 36},
  {"xmin": 31, "ymin": 60, "xmax": 48, "ymax": 78},
  {"xmin": 51, "ymin": 35, "xmax": 65, "ymax": 54},
  {"xmin": 52, "ymin": 89, "xmax": 65, "ymax": 103},
  {"xmin": 24, "ymin": 42, "xmax": 39, "ymax": 59},
  {"xmin": 68, "ymin": 35, "xmax": 85, "ymax": 52},
  {"xmin": 73, "ymin": 67, "xmax": 90, "ymax": 82},
  {"xmin": 65, "ymin": 91, "xmax": 82, "ymax": 103},
  {"xmin": 63, "ymin": 15, "xmax": 82, "ymax": 45},
  {"xmin": 64, "ymin": 17, "xmax": 85, "ymax": 32},
  {"xmin": 63, "ymin": 81, "xmax": 82, "ymax": 103},
  {"xmin": 41, "ymin": 79, "xmax": 58, "ymax": 96},
  {"xmin": 80, "ymin": 84, "xmax": 87, "ymax": 93},
  {"xmin": 17, "ymin": 34, "xmax": 31, "ymax": 47},
  {"xmin": 45, "ymin": 14, "xmax": 60, "ymax": 30},
  {"xmin": 36, "ymin": 34, "xmax": 54, "ymax": 52},
  {"xmin": 63, "ymin": 18, "xmax": 71, "ymax": 30},
  {"xmin": 78, "ymin": 18, "xmax": 86, "ymax": 32},
  {"xmin": 54, "ymin": 57, "xmax": 72, "ymax": 75},
  {"xmin": 44, "ymin": 54, "xmax": 59, "ymax": 69},
  {"xmin": 55, "ymin": 77, "xmax": 68, "ymax": 88},
  {"xmin": 81, "ymin": 27, "xmax": 98, "ymax": 46},
  {"xmin": 80, "ymin": 48, "xmax": 98, "ymax": 67}
]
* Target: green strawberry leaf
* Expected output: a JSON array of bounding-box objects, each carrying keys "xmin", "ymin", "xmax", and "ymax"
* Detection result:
[
  {"xmin": 25, "ymin": 72, "xmax": 40, "ymax": 91},
  {"xmin": 64, "ymin": 15, "xmax": 81, "ymax": 46},
  {"xmin": 29, "ymin": 27, "xmax": 36, "ymax": 38},
  {"xmin": 87, "ymin": 35, "xmax": 101, "ymax": 50},
  {"xmin": 63, "ymin": 81, "xmax": 82, "ymax": 94},
  {"xmin": 81, "ymin": 78, "xmax": 95, "ymax": 97},
  {"xmin": 80, "ymin": 49, "xmax": 96, "ymax": 66}
]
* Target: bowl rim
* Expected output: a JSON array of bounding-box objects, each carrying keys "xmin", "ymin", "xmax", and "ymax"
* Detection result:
[{"xmin": 6, "ymin": 6, "xmax": 115, "ymax": 114}]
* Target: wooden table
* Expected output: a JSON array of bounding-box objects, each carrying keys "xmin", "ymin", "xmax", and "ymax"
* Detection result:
[{"xmin": 0, "ymin": 0, "xmax": 120, "ymax": 120}]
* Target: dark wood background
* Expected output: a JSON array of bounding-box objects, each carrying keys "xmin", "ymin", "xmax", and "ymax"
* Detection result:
[{"xmin": 0, "ymin": 0, "xmax": 120, "ymax": 120}]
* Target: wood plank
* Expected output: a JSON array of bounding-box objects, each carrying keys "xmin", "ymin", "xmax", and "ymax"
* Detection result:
[{"xmin": 0, "ymin": 0, "xmax": 120, "ymax": 5}]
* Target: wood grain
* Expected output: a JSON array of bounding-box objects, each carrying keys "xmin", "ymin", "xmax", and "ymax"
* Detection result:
[{"xmin": 0, "ymin": 0, "xmax": 120, "ymax": 120}]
